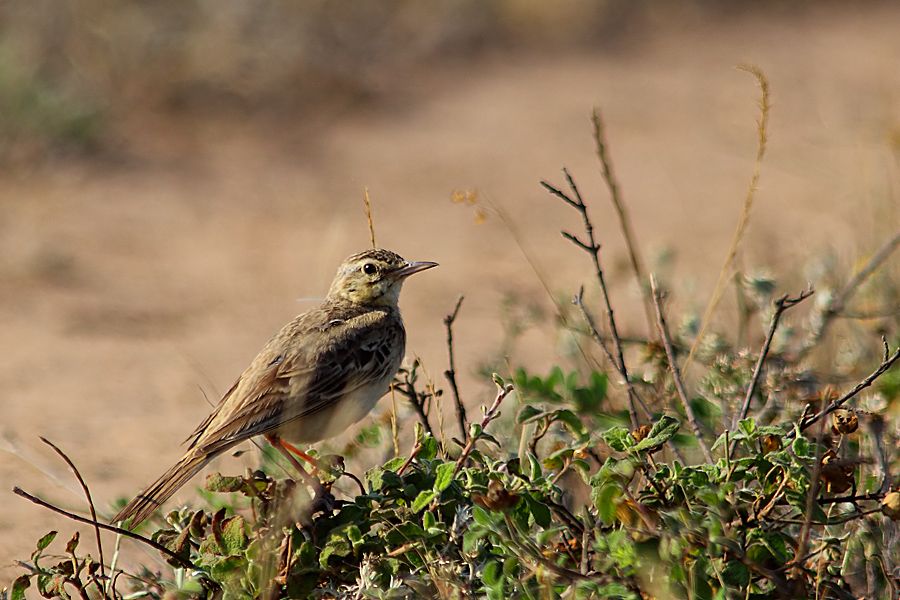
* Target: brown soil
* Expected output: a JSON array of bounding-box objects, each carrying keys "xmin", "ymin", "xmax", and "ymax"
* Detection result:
[{"xmin": 1, "ymin": 5, "xmax": 898, "ymax": 581}]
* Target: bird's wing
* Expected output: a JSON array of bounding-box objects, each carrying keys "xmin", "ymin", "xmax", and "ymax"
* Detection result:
[{"xmin": 191, "ymin": 306, "xmax": 403, "ymax": 455}]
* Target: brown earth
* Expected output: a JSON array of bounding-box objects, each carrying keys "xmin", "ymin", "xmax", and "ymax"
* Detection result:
[{"xmin": 1, "ymin": 5, "xmax": 899, "ymax": 581}]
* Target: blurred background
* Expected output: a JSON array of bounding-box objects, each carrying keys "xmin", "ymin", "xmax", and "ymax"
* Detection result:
[{"xmin": 1, "ymin": 0, "xmax": 898, "ymax": 578}]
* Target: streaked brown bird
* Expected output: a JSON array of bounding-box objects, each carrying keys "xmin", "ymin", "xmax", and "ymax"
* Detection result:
[{"xmin": 112, "ymin": 249, "xmax": 437, "ymax": 527}]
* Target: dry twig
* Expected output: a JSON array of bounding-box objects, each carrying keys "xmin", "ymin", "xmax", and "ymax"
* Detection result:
[
  {"xmin": 649, "ymin": 276, "xmax": 713, "ymax": 462},
  {"xmin": 591, "ymin": 108, "xmax": 654, "ymax": 335},
  {"xmin": 443, "ymin": 296, "xmax": 468, "ymax": 441}
]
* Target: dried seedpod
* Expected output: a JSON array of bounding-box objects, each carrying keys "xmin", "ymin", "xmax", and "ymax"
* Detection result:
[
  {"xmin": 882, "ymin": 491, "xmax": 900, "ymax": 520},
  {"xmin": 819, "ymin": 450, "xmax": 854, "ymax": 494},
  {"xmin": 830, "ymin": 409, "xmax": 859, "ymax": 435},
  {"xmin": 472, "ymin": 479, "xmax": 519, "ymax": 511},
  {"xmin": 631, "ymin": 425, "xmax": 652, "ymax": 443},
  {"xmin": 760, "ymin": 434, "xmax": 782, "ymax": 454}
]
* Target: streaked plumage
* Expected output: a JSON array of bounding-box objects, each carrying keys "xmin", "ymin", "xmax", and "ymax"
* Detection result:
[{"xmin": 112, "ymin": 249, "xmax": 436, "ymax": 527}]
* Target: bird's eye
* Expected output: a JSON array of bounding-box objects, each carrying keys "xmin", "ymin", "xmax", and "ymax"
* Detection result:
[{"xmin": 363, "ymin": 263, "xmax": 377, "ymax": 275}]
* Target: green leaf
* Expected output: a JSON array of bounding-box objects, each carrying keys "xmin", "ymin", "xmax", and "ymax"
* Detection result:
[
  {"xmin": 592, "ymin": 483, "xmax": 620, "ymax": 525},
  {"xmin": 205, "ymin": 473, "xmax": 245, "ymax": 493},
  {"xmin": 221, "ymin": 516, "xmax": 248, "ymax": 555},
  {"xmin": 791, "ymin": 436, "xmax": 810, "ymax": 458},
  {"xmin": 11, "ymin": 575, "xmax": 30, "ymax": 600},
  {"xmin": 603, "ymin": 426, "xmax": 632, "ymax": 452},
  {"xmin": 526, "ymin": 494, "xmax": 551, "ymax": 528},
  {"xmin": 36, "ymin": 531, "xmax": 57, "ymax": 552},
  {"xmin": 633, "ymin": 415, "xmax": 680, "ymax": 453},
  {"xmin": 433, "ymin": 462, "xmax": 456, "ymax": 493},
  {"xmin": 517, "ymin": 404, "xmax": 543, "ymax": 423},
  {"xmin": 419, "ymin": 434, "xmax": 439, "ymax": 460},
  {"xmin": 738, "ymin": 418, "xmax": 756, "ymax": 437},
  {"xmin": 411, "ymin": 489, "xmax": 436, "ymax": 513},
  {"xmin": 472, "ymin": 505, "xmax": 494, "ymax": 527},
  {"xmin": 483, "ymin": 559, "xmax": 502, "ymax": 587},
  {"xmin": 721, "ymin": 560, "xmax": 750, "ymax": 587}
]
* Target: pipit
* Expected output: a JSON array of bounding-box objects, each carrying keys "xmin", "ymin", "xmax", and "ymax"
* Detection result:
[{"xmin": 112, "ymin": 249, "xmax": 437, "ymax": 527}]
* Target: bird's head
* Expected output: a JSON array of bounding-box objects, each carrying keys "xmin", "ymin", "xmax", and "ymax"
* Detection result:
[{"xmin": 327, "ymin": 249, "xmax": 437, "ymax": 307}]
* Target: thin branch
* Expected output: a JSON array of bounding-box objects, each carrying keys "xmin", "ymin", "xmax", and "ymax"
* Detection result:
[
  {"xmin": 40, "ymin": 438, "xmax": 107, "ymax": 591},
  {"xmin": 591, "ymin": 108, "xmax": 654, "ymax": 336},
  {"xmin": 12, "ymin": 486, "xmax": 201, "ymax": 571},
  {"xmin": 649, "ymin": 276, "xmax": 713, "ymax": 463},
  {"xmin": 452, "ymin": 384, "xmax": 514, "ymax": 476},
  {"xmin": 443, "ymin": 295, "xmax": 468, "ymax": 442},
  {"xmin": 731, "ymin": 289, "xmax": 814, "ymax": 440},
  {"xmin": 392, "ymin": 372, "xmax": 435, "ymax": 438},
  {"xmin": 543, "ymin": 170, "xmax": 641, "ymax": 428},
  {"xmin": 797, "ymin": 339, "xmax": 900, "ymax": 434},
  {"xmin": 573, "ymin": 288, "xmax": 649, "ymax": 426}
]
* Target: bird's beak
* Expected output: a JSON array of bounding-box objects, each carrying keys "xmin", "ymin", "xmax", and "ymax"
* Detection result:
[{"xmin": 390, "ymin": 261, "xmax": 439, "ymax": 280}]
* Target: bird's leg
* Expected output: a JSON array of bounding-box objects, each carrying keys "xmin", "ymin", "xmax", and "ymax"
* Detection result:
[
  {"xmin": 265, "ymin": 434, "xmax": 319, "ymax": 485},
  {"xmin": 277, "ymin": 438, "xmax": 321, "ymax": 476}
]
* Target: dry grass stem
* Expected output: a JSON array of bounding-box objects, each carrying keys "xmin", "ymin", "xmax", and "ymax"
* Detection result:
[
  {"xmin": 684, "ymin": 65, "xmax": 770, "ymax": 375},
  {"xmin": 591, "ymin": 108, "xmax": 654, "ymax": 336},
  {"xmin": 649, "ymin": 276, "xmax": 713, "ymax": 463},
  {"xmin": 363, "ymin": 186, "xmax": 377, "ymax": 249}
]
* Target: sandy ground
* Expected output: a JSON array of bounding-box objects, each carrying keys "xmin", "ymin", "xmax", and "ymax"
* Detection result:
[{"xmin": 1, "ymin": 5, "xmax": 899, "ymax": 582}]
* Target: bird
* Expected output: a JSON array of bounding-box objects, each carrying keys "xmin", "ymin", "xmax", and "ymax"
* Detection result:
[{"xmin": 112, "ymin": 248, "xmax": 437, "ymax": 527}]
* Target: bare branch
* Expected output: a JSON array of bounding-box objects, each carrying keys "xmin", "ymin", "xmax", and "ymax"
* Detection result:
[
  {"xmin": 443, "ymin": 295, "xmax": 468, "ymax": 441},
  {"xmin": 545, "ymin": 169, "xmax": 642, "ymax": 428},
  {"xmin": 650, "ymin": 276, "xmax": 713, "ymax": 463}
]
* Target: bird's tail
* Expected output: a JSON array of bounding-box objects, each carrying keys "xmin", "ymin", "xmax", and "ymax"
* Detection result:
[{"xmin": 112, "ymin": 451, "xmax": 209, "ymax": 528}]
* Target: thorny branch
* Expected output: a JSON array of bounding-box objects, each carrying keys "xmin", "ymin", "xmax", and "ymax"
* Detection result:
[
  {"xmin": 443, "ymin": 295, "xmax": 469, "ymax": 442},
  {"xmin": 649, "ymin": 276, "xmax": 713, "ymax": 463},
  {"xmin": 543, "ymin": 170, "xmax": 642, "ymax": 429}
]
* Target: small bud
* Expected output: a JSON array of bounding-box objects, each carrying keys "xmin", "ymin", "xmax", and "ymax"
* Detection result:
[
  {"xmin": 631, "ymin": 425, "xmax": 651, "ymax": 443},
  {"xmin": 830, "ymin": 409, "xmax": 858, "ymax": 435},
  {"xmin": 761, "ymin": 434, "xmax": 782, "ymax": 454}
]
